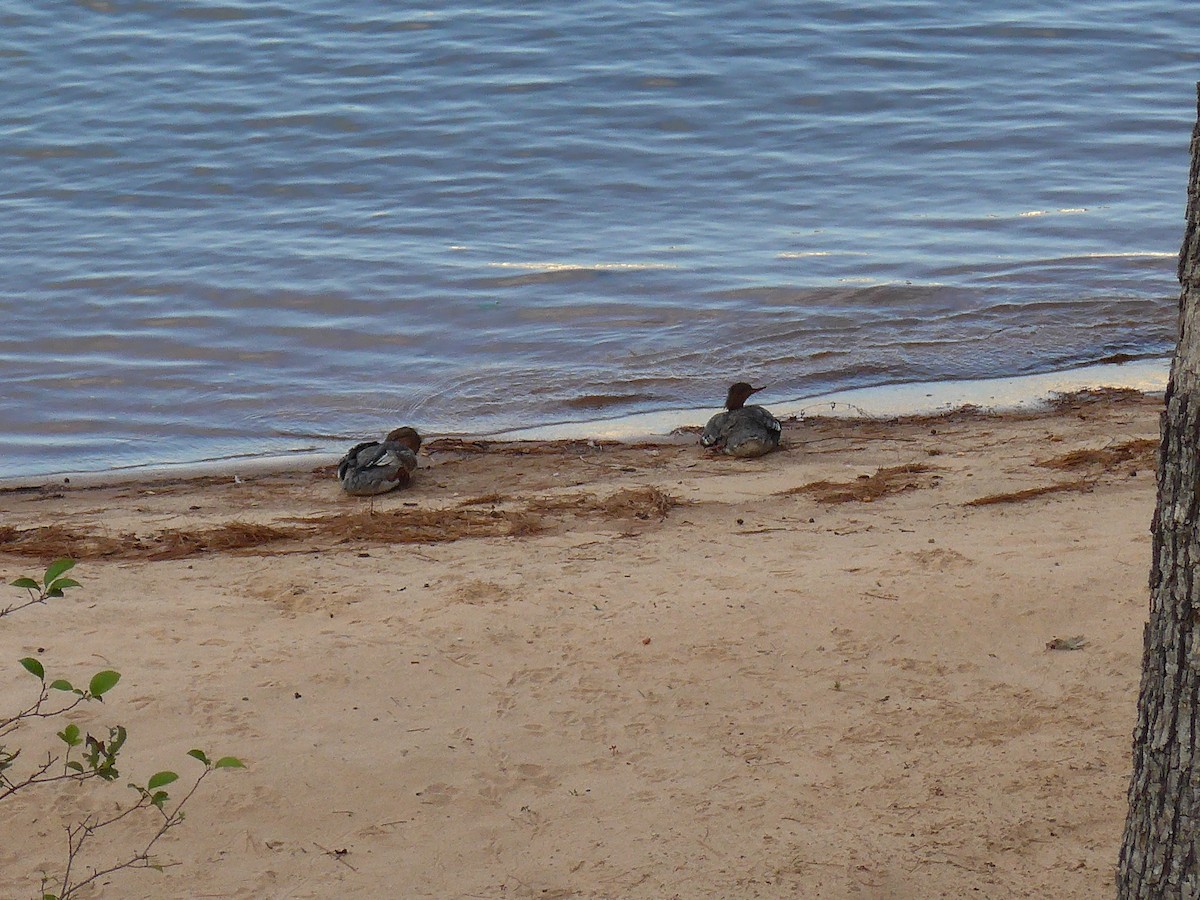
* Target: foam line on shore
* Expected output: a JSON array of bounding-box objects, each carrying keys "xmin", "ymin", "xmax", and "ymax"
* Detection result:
[
  {"xmin": 490, "ymin": 358, "xmax": 1170, "ymax": 441},
  {"xmin": 0, "ymin": 358, "xmax": 1169, "ymax": 489}
]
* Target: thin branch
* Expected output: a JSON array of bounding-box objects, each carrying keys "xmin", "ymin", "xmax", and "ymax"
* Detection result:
[
  {"xmin": 53, "ymin": 768, "xmax": 215, "ymax": 899},
  {"xmin": 1, "ymin": 688, "xmax": 89, "ymax": 734},
  {"xmin": 0, "ymin": 592, "xmax": 48, "ymax": 620}
]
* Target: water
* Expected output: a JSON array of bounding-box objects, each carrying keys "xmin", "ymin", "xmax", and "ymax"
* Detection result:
[{"xmin": 2, "ymin": 1, "xmax": 1196, "ymax": 477}]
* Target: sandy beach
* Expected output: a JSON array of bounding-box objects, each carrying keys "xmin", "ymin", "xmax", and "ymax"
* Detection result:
[{"xmin": 0, "ymin": 390, "xmax": 1161, "ymax": 898}]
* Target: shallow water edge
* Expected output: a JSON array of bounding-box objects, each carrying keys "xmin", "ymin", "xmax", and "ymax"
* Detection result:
[
  {"xmin": 0, "ymin": 358, "xmax": 1169, "ymax": 491},
  {"xmin": 494, "ymin": 358, "xmax": 1169, "ymax": 438}
]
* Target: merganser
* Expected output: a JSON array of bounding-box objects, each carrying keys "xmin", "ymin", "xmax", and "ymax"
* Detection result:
[
  {"xmin": 701, "ymin": 382, "xmax": 782, "ymax": 458},
  {"xmin": 337, "ymin": 426, "xmax": 422, "ymax": 495}
]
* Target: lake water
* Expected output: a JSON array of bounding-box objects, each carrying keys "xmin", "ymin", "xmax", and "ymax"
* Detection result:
[{"xmin": 2, "ymin": 1, "xmax": 1197, "ymax": 477}]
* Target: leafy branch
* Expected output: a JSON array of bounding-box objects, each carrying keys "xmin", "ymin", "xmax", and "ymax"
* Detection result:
[
  {"xmin": 42, "ymin": 751, "xmax": 245, "ymax": 900},
  {"xmin": 3, "ymin": 558, "xmax": 80, "ymax": 621},
  {"xmin": 0, "ymin": 657, "xmax": 122, "ymax": 800},
  {"xmin": 3, "ymin": 561, "xmax": 244, "ymax": 898}
]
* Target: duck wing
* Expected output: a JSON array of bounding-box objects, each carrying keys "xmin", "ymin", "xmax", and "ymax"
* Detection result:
[
  {"xmin": 701, "ymin": 410, "xmax": 732, "ymax": 448},
  {"xmin": 376, "ymin": 443, "xmax": 418, "ymax": 473},
  {"xmin": 745, "ymin": 404, "xmax": 782, "ymax": 439},
  {"xmin": 355, "ymin": 443, "xmax": 398, "ymax": 469},
  {"xmin": 337, "ymin": 440, "xmax": 381, "ymax": 481},
  {"xmin": 720, "ymin": 405, "xmax": 782, "ymax": 457}
]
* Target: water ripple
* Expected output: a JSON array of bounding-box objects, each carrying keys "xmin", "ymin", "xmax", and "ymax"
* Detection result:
[{"xmin": 0, "ymin": 0, "xmax": 1192, "ymax": 475}]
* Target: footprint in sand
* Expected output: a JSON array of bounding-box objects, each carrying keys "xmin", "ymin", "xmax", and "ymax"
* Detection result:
[
  {"xmin": 415, "ymin": 782, "xmax": 460, "ymax": 805},
  {"xmin": 452, "ymin": 579, "xmax": 512, "ymax": 605},
  {"xmin": 909, "ymin": 547, "xmax": 972, "ymax": 570}
]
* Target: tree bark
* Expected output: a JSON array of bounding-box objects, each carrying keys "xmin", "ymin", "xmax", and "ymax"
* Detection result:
[{"xmin": 1118, "ymin": 82, "xmax": 1200, "ymax": 899}]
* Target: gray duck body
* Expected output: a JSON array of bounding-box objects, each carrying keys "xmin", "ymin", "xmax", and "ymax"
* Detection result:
[
  {"xmin": 337, "ymin": 427, "xmax": 421, "ymax": 495},
  {"xmin": 701, "ymin": 383, "xmax": 782, "ymax": 458}
]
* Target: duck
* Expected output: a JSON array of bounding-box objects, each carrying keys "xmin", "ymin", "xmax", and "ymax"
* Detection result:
[
  {"xmin": 701, "ymin": 382, "xmax": 782, "ymax": 458},
  {"xmin": 337, "ymin": 426, "xmax": 423, "ymax": 496}
]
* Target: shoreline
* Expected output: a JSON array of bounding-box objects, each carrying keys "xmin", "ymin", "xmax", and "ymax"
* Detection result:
[
  {"xmin": 0, "ymin": 357, "xmax": 1170, "ymax": 490},
  {"xmin": 494, "ymin": 357, "xmax": 1170, "ymax": 440}
]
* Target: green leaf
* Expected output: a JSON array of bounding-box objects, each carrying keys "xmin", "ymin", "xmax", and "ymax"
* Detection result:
[
  {"xmin": 44, "ymin": 893, "xmax": 60, "ymax": 900},
  {"xmin": 66, "ymin": 761, "xmax": 84, "ymax": 772},
  {"xmin": 42, "ymin": 559, "xmax": 76, "ymax": 584},
  {"xmin": 187, "ymin": 749, "xmax": 210, "ymax": 766},
  {"xmin": 10, "ymin": 577, "xmax": 39, "ymax": 590},
  {"xmin": 214, "ymin": 756, "xmax": 245, "ymax": 769},
  {"xmin": 45, "ymin": 588, "xmax": 64, "ymax": 599},
  {"xmin": 48, "ymin": 577, "xmax": 81, "ymax": 593},
  {"xmin": 19, "ymin": 657, "xmax": 44, "ymax": 680},
  {"xmin": 147, "ymin": 771, "xmax": 178, "ymax": 789},
  {"xmin": 58, "ymin": 724, "xmax": 81, "ymax": 746},
  {"xmin": 49, "ymin": 679, "xmax": 74, "ymax": 692},
  {"xmin": 150, "ymin": 790, "xmax": 169, "ymax": 808},
  {"xmin": 88, "ymin": 670, "xmax": 121, "ymax": 697}
]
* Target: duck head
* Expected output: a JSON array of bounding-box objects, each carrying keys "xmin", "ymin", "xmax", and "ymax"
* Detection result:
[
  {"xmin": 385, "ymin": 426, "xmax": 423, "ymax": 453},
  {"xmin": 724, "ymin": 382, "xmax": 764, "ymax": 411}
]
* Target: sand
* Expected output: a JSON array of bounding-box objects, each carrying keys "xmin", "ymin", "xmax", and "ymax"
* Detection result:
[{"xmin": 0, "ymin": 390, "xmax": 1160, "ymax": 898}]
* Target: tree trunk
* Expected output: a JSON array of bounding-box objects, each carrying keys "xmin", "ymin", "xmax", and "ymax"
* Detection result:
[{"xmin": 1118, "ymin": 82, "xmax": 1200, "ymax": 899}]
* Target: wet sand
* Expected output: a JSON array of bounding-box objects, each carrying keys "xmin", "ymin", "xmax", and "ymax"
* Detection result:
[{"xmin": 0, "ymin": 389, "xmax": 1158, "ymax": 898}]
